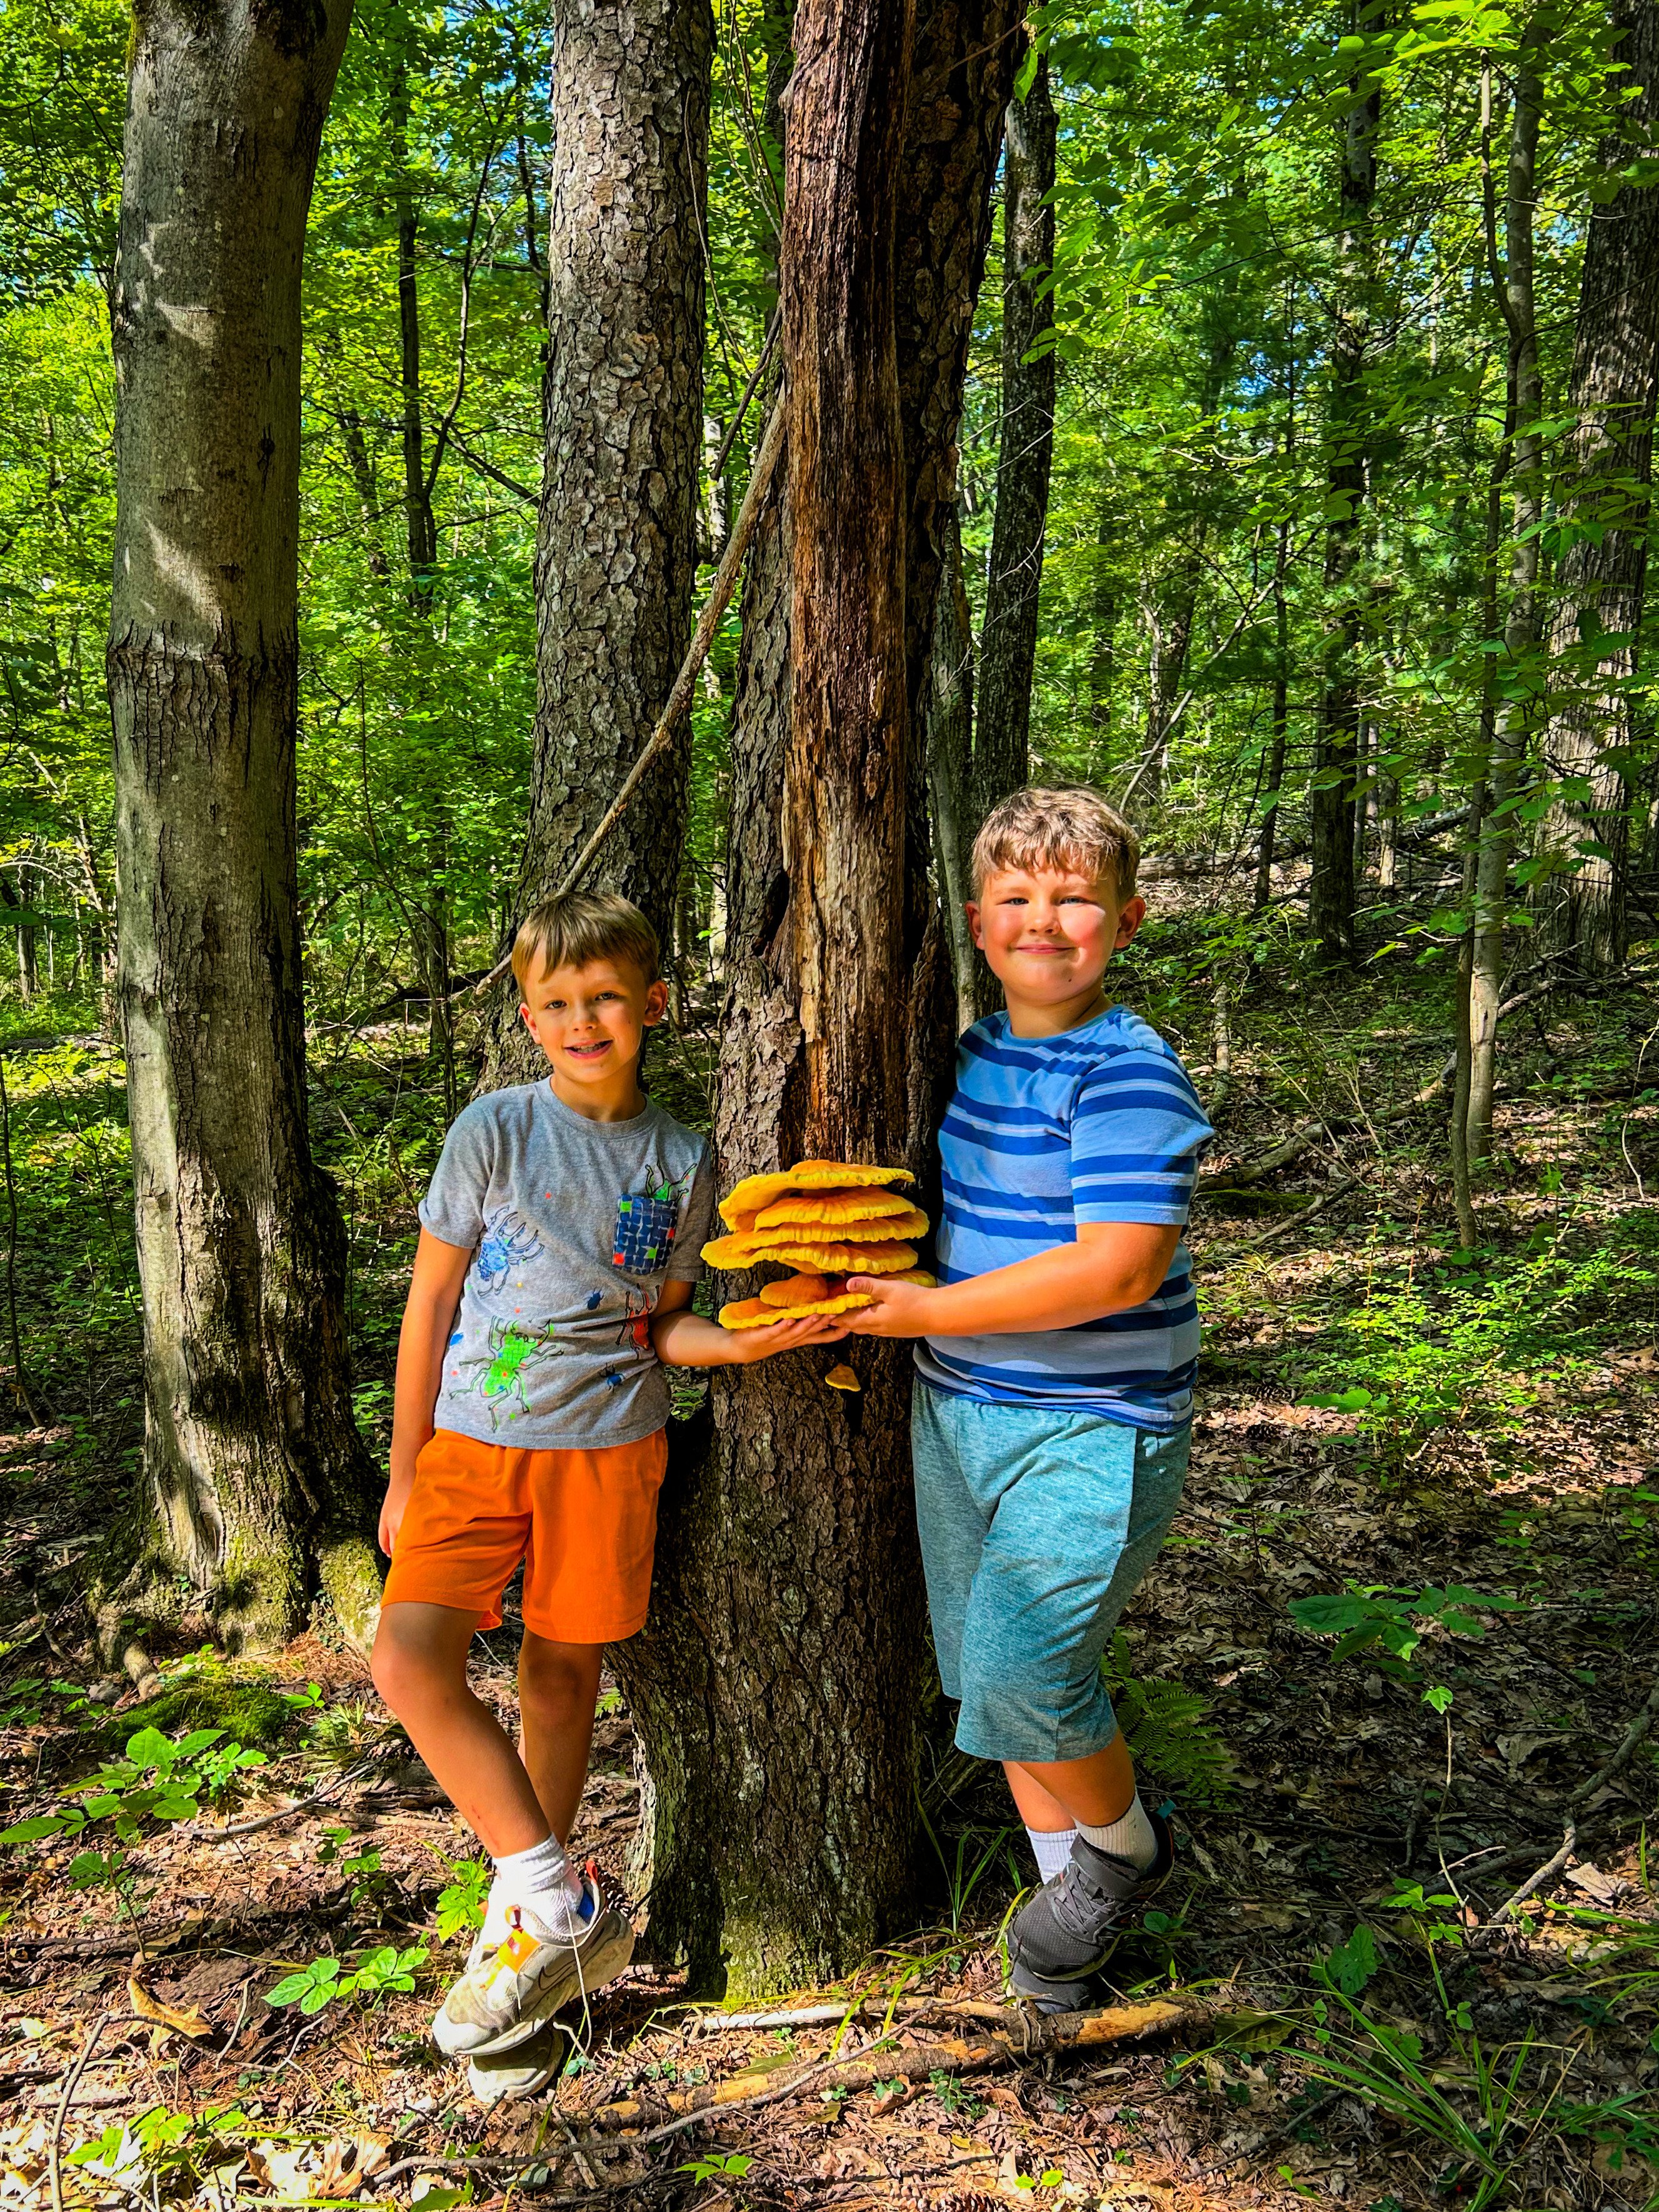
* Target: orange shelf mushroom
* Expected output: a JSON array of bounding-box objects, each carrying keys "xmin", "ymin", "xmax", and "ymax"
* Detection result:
[{"xmin": 705, "ymin": 1160, "xmax": 935, "ymax": 1350}]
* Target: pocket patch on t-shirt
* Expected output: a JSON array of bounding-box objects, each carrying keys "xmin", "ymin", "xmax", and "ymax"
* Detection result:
[{"xmin": 611, "ymin": 1185, "xmax": 681, "ymax": 1272}]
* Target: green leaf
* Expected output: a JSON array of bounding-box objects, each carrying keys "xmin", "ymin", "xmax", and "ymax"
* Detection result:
[
  {"xmin": 1322, "ymin": 1924, "xmax": 1379, "ymax": 1996},
  {"xmin": 265, "ymin": 1974, "xmax": 314, "ymax": 2007},
  {"xmin": 0, "ymin": 1814, "xmax": 70, "ymax": 1842}
]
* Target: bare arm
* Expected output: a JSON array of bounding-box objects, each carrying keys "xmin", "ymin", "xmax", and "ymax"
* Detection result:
[
  {"xmin": 841, "ymin": 1220, "xmax": 1183, "ymax": 1340},
  {"xmin": 381, "ymin": 1228, "xmax": 474, "ymax": 1556},
  {"xmin": 649, "ymin": 1277, "xmax": 848, "ymax": 1367}
]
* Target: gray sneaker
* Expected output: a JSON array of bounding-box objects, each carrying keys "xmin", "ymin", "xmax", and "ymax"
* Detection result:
[
  {"xmin": 431, "ymin": 1879, "xmax": 634, "ymax": 2057},
  {"xmin": 1005, "ymin": 1812, "xmax": 1176, "ymax": 2012},
  {"xmin": 467, "ymin": 2019, "xmax": 571, "ymax": 2107}
]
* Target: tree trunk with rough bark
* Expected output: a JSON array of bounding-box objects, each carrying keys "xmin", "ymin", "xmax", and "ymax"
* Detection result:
[
  {"xmin": 974, "ymin": 53, "xmax": 1055, "ymax": 818},
  {"xmin": 479, "ymin": 0, "xmax": 712, "ymax": 1091},
  {"xmin": 107, "ymin": 0, "xmax": 379, "ymax": 1657},
  {"xmin": 1535, "ymin": 0, "xmax": 1659, "ymax": 968},
  {"xmin": 612, "ymin": 0, "xmax": 964, "ymax": 1999},
  {"xmin": 1310, "ymin": 10, "xmax": 1381, "ymax": 962}
]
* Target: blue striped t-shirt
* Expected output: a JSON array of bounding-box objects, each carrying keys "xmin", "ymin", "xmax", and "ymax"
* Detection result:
[{"xmin": 913, "ymin": 1003, "xmax": 1213, "ymax": 1432}]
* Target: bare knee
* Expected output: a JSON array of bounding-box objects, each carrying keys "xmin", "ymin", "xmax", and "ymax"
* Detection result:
[
  {"xmin": 518, "ymin": 1637, "xmax": 603, "ymax": 1727},
  {"xmin": 371, "ymin": 1611, "xmax": 463, "ymax": 1716}
]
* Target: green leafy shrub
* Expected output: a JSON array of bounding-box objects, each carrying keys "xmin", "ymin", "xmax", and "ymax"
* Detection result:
[
  {"xmin": 266, "ymin": 1944, "xmax": 426, "ymax": 2016},
  {"xmin": 1288, "ymin": 1584, "xmax": 1525, "ymax": 1711}
]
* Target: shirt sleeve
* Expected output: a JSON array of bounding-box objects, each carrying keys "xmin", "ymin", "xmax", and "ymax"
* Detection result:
[
  {"xmin": 666, "ymin": 1145, "xmax": 718, "ymax": 1281},
  {"xmin": 1070, "ymin": 1047, "xmax": 1213, "ymax": 1227},
  {"xmin": 417, "ymin": 1100, "xmax": 498, "ymax": 1251}
]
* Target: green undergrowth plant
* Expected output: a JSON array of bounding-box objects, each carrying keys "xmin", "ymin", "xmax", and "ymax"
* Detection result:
[
  {"xmin": 424, "ymin": 1842, "xmax": 489, "ymax": 1939},
  {"xmin": 1300, "ymin": 1209, "xmax": 1659, "ymax": 1472},
  {"xmin": 0, "ymin": 1722, "xmax": 271, "ymax": 1923},
  {"xmin": 70, "ymin": 2103, "xmax": 255, "ymax": 2199},
  {"xmin": 1302, "ymin": 1928, "xmax": 1565, "ymax": 2209},
  {"xmin": 266, "ymin": 1943, "xmax": 427, "ymax": 2016},
  {"xmin": 1288, "ymin": 1584, "xmax": 1525, "ymax": 1712},
  {"xmin": 1101, "ymin": 1632, "xmax": 1234, "ymax": 1804}
]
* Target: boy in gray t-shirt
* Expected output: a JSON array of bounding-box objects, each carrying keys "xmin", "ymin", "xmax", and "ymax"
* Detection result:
[{"xmin": 371, "ymin": 892, "xmax": 836, "ymax": 2101}]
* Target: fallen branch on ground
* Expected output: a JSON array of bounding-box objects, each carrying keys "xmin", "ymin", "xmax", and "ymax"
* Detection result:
[
  {"xmin": 1488, "ymin": 1825, "xmax": 1577, "ymax": 1928},
  {"xmin": 589, "ymin": 1991, "xmax": 1216, "ymax": 2137},
  {"xmin": 692, "ymin": 1995, "xmax": 1013, "ymax": 2033},
  {"xmin": 1571, "ymin": 1677, "xmax": 1659, "ymax": 1808}
]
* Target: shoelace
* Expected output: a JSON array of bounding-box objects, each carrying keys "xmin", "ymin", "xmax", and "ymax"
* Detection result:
[{"xmin": 1048, "ymin": 1854, "xmax": 1136, "ymax": 1939}]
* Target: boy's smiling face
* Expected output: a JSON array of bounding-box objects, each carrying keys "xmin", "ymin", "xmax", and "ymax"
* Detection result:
[
  {"xmin": 519, "ymin": 954, "xmax": 667, "ymax": 1109},
  {"xmin": 966, "ymin": 863, "xmax": 1146, "ymax": 1033}
]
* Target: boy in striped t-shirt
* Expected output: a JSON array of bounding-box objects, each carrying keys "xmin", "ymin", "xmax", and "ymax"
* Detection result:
[{"xmin": 844, "ymin": 785, "xmax": 1212, "ymax": 2010}]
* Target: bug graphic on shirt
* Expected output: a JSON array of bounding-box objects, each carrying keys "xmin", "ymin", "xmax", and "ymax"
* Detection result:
[
  {"xmin": 453, "ymin": 1320, "xmax": 563, "ymax": 1427},
  {"xmin": 613, "ymin": 1285, "xmax": 653, "ymax": 1355},
  {"xmin": 474, "ymin": 1211, "xmax": 543, "ymax": 1290}
]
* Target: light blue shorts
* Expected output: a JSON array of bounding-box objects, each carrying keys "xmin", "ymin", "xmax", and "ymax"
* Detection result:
[{"xmin": 911, "ymin": 1380, "xmax": 1191, "ymax": 1764}]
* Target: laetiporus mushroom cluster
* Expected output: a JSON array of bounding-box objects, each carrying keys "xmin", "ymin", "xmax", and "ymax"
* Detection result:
[{"xmin": 701, "ymin": 1160, "xmax": 935, "ymax": 1389}]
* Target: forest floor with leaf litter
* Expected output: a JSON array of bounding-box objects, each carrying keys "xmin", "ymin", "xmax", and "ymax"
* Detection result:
[{"xmin": 0, "ymin": 932, "xmax": 1656, "ymax": 2210}]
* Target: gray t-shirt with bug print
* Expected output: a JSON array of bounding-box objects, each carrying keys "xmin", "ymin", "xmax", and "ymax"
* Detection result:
[{"xmin": 418, "ymin": 1080, "xmax": 716, "ymax": 1450}]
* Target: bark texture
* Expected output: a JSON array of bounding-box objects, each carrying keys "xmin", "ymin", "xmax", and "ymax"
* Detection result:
[
  {"xmin": 974, "ymin": 54, "xmax": 1056, "ymax": 817},
  {"xmin": 481, "ymin": 0, "xmax": 712, "ymax": 1089},
  {"xmin": 612, "ymin": 0, "xmax": 959, "ymax": 1998},
  {"xmin": 895, "ymin": 0, "xmax": 1023, "ymax": 742},
  {"xmin": 108, "ymin": 0, "xmax": 378, "ymax": 1655},
  {"xmin": 1536, "ymin": 0, "xmax": 1659, "ymax": 967}
]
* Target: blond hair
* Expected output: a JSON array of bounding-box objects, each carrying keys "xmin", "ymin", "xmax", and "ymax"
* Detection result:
[
  {"xmin": 511, "ymin": 890, "xmax": 661, "ymax": 997},
  {"xmin": 971, "ymin": 785, "xmax": 1141, "ymax": 900}
]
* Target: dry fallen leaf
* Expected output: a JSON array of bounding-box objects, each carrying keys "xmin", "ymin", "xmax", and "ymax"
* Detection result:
[{"xmin": 128, "ymin": 1976, "xmax": 213, "ymax": 2041}]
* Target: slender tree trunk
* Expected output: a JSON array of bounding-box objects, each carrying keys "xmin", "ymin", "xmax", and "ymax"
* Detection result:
[
  {"xmin": 108, "ymin": 0, "xmax": 379, "ymax": 1656},
  {"xmin": 1451, "ymin": 420, "xmax": 1506, "ymax": 1244},
  {"xmin": 1090, "ymin": 505, "xmax": 1115, "ymax": 767},
  {"xmin": 1136, "ymin": 535, "xmax": 1204, "ymax": 810},
  {"xmin": 611, "ymin": 0, "xmax": 937, "ymax": 1998},
  {"xmin": 928, "ymin": 505, "xmax": 979, "ymax": 1029},
  {"xmin": 1310, "ymin": 8, "xmax": 1381, "ymax": 961},
  {"xmin": 1468, "ymin": 36, "xmax": 1545, "ymax": 1163},
  {"xmin": 974, "ymin": 52, "xmax": 1055, "ymax": 817},
  {"xmin": 1536, "ymin": 0, "xmax": 1659, "ymax": 968},
  {"xmin": 1255, "ymin": 511, "xmax": 1293, "ymax": 909},
  {"xmin": 386, "ymin": 63, "xmax": 457, "ymax": 1118},
  {"xmin": 478, "ymin": 0, "xmax": 712, "ymax": 1092}
]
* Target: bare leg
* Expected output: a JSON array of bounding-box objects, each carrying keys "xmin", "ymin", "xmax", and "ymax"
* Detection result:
[
  {"xmin": 1007, "ymin": 1736, "xmax": 1138, "ymax": 1831},
  {"xmin": 371, "ymin": 1602, "xmax": 548, "ymax": 1857},
  {"xmin": 517, "ymin": 1634, "xmax": 604, "ymax": 1845}
]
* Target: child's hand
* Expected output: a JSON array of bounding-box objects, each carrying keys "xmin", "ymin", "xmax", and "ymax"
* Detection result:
[
  {"xmin": 728, "ymin": 1311, "xmax": 850, "ymax": 1363},
  {"xmin": 840, "ymin": 1275, "xmax": 938, "ymax": 1338},
  {"xmin": 378, "ymin": 1475, "xmax": 415, "ymax": 1558}
]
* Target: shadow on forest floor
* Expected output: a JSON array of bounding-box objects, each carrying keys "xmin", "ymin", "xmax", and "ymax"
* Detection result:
[{"xmin": 0, "ymin": 928, "xmax": 1655, "ymax": 2209}]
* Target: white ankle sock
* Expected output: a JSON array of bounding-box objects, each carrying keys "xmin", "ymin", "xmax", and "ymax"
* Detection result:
[
  {"xmin": 1078, "ymin": 1795, "xmax": 1158, "ymax": 1871},
  {"xmin": 482, "ymin": 1834, "xmax": 584, "ymax": 1948},
  {"xmin": 1026, "ymin": 1826, "xmax": 1078, "ymax": 1883}
]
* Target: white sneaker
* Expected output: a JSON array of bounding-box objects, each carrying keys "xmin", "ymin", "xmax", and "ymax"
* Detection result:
[
  {"xmin": 467, "ymin": 2018, "xmax": 570, "ymax": 2107},
  {"xmin": 431, "ymin": 1880, "xmax": 634, "ymax": 2058}
]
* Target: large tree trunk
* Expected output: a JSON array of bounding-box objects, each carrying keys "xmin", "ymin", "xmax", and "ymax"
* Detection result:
[
  {"xmin": 1535, "ymin": 0, "xmax": 1659, "ymax": 969},
  {"xmin": 108, "ymin": 0, "xmax": 379, "ymax": 1656},
  {"xmin": 974, "ymin": 54, "xmax": 1055, "ymax": 817},
  {"xmin": 613, "ymin": 0, "xmax": 951, "ymax": 1998},
  {"xmin": 479, "ymin": 0, "xmax": 711, "ymax": 1090},
  {"xmin": 1310, "ymin": 10, "xmax": 1380, "ymax": 962}
]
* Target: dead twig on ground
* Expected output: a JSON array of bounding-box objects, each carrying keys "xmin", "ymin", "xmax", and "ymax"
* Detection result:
[
  {"xmin": 49, "ymin": 2014, "xmax": 109, "ymax": 2212},
  {"xmin": 691, "ymin": 1995, "xmax": 1018, "ymax": 2033}
]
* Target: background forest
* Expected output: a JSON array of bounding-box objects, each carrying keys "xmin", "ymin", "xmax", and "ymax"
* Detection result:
[{"xmin": 1, "ymin": 0, "xmax": 1658, "ymax": 2205}]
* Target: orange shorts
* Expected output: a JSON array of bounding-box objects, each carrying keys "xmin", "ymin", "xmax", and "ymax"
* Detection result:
[{"xmin": 383, "ymin": 1426, "xmax": 668, "ymax": 1643}]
